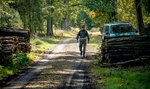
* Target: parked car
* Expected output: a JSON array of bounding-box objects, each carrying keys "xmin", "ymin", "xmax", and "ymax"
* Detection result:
[{"xmin": 102, "ymin": 22, "xmax": 137, "ymax": 39}]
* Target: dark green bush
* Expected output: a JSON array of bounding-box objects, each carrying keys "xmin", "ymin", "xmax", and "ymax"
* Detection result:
[{"xmin": 11, "ymin": 53, "xmax": 32, "ymax": 68}]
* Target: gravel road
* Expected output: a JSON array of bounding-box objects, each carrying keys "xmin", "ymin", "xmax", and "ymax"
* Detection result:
[{"xmin": 2, "ymin": 37, "xmax": 96, "ymax": 89}]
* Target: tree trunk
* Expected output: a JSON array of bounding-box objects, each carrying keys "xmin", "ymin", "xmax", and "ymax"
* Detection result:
[
  {"xmin": 46, "ymin": 0, "xmax": 54, "ymax": 36},
  {"xmin": 112, "ymin": 0, "xmax": 118, "ymax": 22},
  {"xmin": 134, "ymin": 0, "xmax": 145, "ymax": 35},
  {"xmin": 61, "ymin": 18, "xmax": 68, "ymax": 30},
  {"xmin": 61, "ymin": 18, "xmax": 67, "ymax": 30},
  {"xmin": 47, "ymin": 18, "xmax": 53, "ymax": 36},
  {"xmin": 61, "ymin": 15, "xmax": 71, "ymax": 30},
  {"xmin": 66, "ymin": 15, "xmax": 71, "ymax": 30}
]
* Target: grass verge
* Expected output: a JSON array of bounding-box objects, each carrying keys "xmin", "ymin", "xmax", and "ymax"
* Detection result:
[
  {"xmin": 0, "ymin": 53, "xmax": 32, "ymax": 80},
  {"xmin": 89, "ymin": 30, "xmax": 101, "ymax": 51},
  {"xmin": 91, "ymin": 60, "xmax": 150, "ymax": 89}
]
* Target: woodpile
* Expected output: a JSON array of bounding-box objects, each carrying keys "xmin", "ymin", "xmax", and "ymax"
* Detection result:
[
  {"xmin": 0, "ymin": 27, "xmax": 31, "ymax": 65},
  {"xmin": 0, "ymin": 37, "xmax": 18, "ymax": 64},
  {"xmin": 101, "ymin": 35, "xmax": 150, "ymax": 64}
]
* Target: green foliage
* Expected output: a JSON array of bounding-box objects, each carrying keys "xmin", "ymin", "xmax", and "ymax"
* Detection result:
[
  {"xmin": 1, "ymin": 0, "xmax": 149, "ymax": 33},
  {"xmin": 12, "ymin": 53, "xmax": 32, "ymax": 68},
  {"xmin": 0, "ymin": 66, "xmax": 19, "ymax": 80},
  {"xmin": 50, "ymin": 0, "xmax": 86, "ymax": 29},
  {"xmin": 0, "ymin": 0, "xmax": 86, "ymax": 32},
  {"xmin": 82, "ymin": 0, "xmax": 116, "ymax": 13},
  {"xmin": 90, "ymin": 35, "xmax": 101, "ymax": 47},
  {"xmin": 0, "ymin": 53, "xmax": 32, "ymax": 80},
  {"xmin": 117, "ymin": 0, "xmax": 137, "ymax": 27},
  {"xmin": 14, "ymin": 0, "xmax": 46, "ymax": 31},
  {"xmin": 118, "ymin": 0, "xmax": 150, "ymax": 28},
  {"xmin": 31, "ymin": 36, "xmax": 63, "ymax": 53},
  {"xmin": 83, "ymin": 0, "xmax": 118, "ymax": 24},
  {"xmin": 0, "ymin": 0, "xmax": 23, "ymax": 27},
  {"xmin": 0, "ymin": 0, "xmax": 14, "ymax": 14},
  {"xmin": 77, "ymin": 11, "xmax": 92, "ymax": 30},
  {"xmin": 35, "ymin": 41, "xmax": 43, "ymax": 45},
  {"xmin": 91, "ymin": 64, "xmax": 150, "ymax": 89},
  {"xmin": 142, "ymin": 0, "xmax": 150, "ymax": 14}
]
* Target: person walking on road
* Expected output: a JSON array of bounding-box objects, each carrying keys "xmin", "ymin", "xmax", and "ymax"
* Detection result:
[{"xmin": 76, "ymin": 24, "xmax": 90, "ymax": 58}]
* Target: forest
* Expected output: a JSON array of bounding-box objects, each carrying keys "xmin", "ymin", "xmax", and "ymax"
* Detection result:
[
  {"xmin": 0, "ymin": 0, "xmax": 150, "ymax": 89},
  {"xmin": 0, "ymin": 0, "xmax": 150, "ymax": 34}
]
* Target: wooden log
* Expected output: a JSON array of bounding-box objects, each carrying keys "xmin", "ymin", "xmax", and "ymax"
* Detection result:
[
  {"xmin": 0, "ymin": 30, "xmax": 29, "ymax": 36},
  {"xmin": 0, "ymin": 38, "xmax": 14, "ymax": 40},
  {"xmin": 106, "ymin": 49, "xmax": 150, "ymax": 53},
  {"xmin": 107, "ymin": 35, "xmax": 150, "ymax": 43},
  {"xmin": 107, "ymin": 43, "xmax": 150, "ymax": 47},
  {"xmin": 107, "ymin": 46, "xmax": 150, "ymax": 49},
  {"xmin": 100, "ymin": 56, "xmax": 150, "ymax": 67},
  {"xmin": 19, "ymin": 39, "xmax": 28, "ymax": 43},
  {"xmin": 0, "ymin": 28, "xmax": 30, "ymax": 42},
  {"xmin": 0, "ymin": 28, "xmax": 31, "ymax": 65},
  {"xmin": 1, "ymin": 40, "xmax": 15, "ymax": 44},
  {"xmin": 107, "ymin": 41, "xmax": 150, "ymax": 45},
  {"xmin": 101, "ymin": 35, "xmax": 150, "ymax": 64},
  {"xmin": 1, "ymin": 50, "xmax": 12, "ymax": 55}
]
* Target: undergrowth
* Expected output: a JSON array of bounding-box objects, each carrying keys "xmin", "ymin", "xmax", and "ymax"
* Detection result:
[
  {"xmin": 91, "ymin": 56, "xmax": 150, "ymax": 89},
  {"xmin": 0, "ymin": 53, "xmax": 32, "ymax": 80},
  {"xmin": 89, "ymin": 30, "xmax": 101, "ymax": 51}
]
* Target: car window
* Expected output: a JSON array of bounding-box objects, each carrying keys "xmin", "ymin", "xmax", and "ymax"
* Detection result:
[
  {"xmin": 112, "ymin": 24, "xmax": 134, "ymax": 33},
  {"xmin": 103, "ymin": 26, "xmax": 109, "ymax": 34}
]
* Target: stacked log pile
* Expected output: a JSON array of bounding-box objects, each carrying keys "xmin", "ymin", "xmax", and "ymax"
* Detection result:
[
  {"xmin": 0, "ymin": 27, "xmax": 31, "ymax": 53},
  {"xmin": 101, "ymin": 35, "xmax": 150, "ymax": 63},
  {"xmin": 0, "ymin": 27, "xmax": 31, "ymax": 65},
  {"xmin": 0, "ymin": 37, "xmax": 19, "ymax": 64}
]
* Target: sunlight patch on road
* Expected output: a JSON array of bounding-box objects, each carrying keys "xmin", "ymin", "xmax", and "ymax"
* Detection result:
[{"xmin": 25, "ymin": 80, "xmax": 61, "ymax": 88}]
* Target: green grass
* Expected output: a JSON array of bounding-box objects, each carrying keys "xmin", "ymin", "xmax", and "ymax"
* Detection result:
[
  {"xmin": 89, "ymin": 32, "xmax": 102, "ymax": 52},
  {"xmin": 31, "ymin": 37, "xmax": 62, "ymax": 53},
  {"xmin": 90, "ymin": 34, "xmax": 101, "ymax": 46},
  {"xmin": 0, "ymin": 66, "xmax": 19, "ymax": 80},
  {"xmin": 0, "ymin": 53, "xmax": 32, "ymax": 80},
  {"xmin": 31, "ymin": 29, "xmax": 79, "ymax": 53},
  {"xmin": 91, "ymin": 61, "xmax": 150, "ymax": 89},
  {"xmin": 90, "ymin": 36, "xmax": 101, "ymax": 47}
]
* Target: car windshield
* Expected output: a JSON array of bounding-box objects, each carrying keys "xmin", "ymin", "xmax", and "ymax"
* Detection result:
[{"xmin": 112, "ymin": 24, "xmax": 134, "ymax": 33}]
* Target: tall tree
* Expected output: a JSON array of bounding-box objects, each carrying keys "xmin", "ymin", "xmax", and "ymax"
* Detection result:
[
  {"xmin": 134, "ymin": 0, "xmax": 145, "ymax": 34},
  {"xmin": 13, "ymin": 0, "xmax": 46, "ymax": 32},
  {"xmin": 60, "ymin": 0, "xmax": 83, "ymax": 30},
  {"xmin": 46, "ymin": 0, "xmax": 54, "ymax": 36}
]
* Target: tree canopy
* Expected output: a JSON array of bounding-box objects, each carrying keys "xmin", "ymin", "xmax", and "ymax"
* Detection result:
[{"xmin": 0, "ymin": 0, "xmax": 150, "ymax": 34}]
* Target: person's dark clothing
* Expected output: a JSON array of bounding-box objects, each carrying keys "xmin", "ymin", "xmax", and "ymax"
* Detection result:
[
  {"xmin": 76, "ymin": 30, "xmax": 90, "ymax": 57},
  {"xmin": 76, "ymin": 30, "xmax": 90, "ymax": 42}
]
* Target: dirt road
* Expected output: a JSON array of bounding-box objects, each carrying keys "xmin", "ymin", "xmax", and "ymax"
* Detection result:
[{"xmin": 2, "ymin": 37, "xmax": 96, "ymax": 89}]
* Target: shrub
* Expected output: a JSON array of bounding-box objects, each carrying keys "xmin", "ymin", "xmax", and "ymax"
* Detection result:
[
  {"xmin": 35, "ymin": 40, "xmax": 42, "ymax": 45},
  {"xmin": 12, "ymin": 53, "xmax": 32, "ymax": 68}
]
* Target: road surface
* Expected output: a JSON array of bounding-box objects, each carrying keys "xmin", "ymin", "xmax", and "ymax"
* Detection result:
[{"xmin": 2, "ymin": 37, "xmax": 96, "ymax": 89}]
